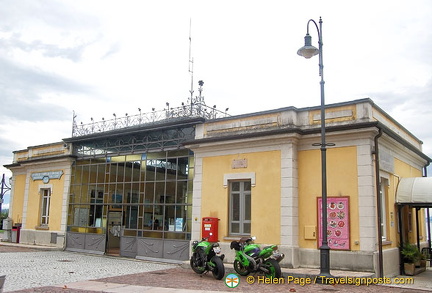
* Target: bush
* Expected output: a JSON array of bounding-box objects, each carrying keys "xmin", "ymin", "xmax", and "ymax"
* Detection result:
[
  {"xmin": 0, "ymin": 209, "xmax": 9, "ymax": 230},
  {"xmin": 401, "ymin": 243, "xmax": 422, "ymax": 264}
]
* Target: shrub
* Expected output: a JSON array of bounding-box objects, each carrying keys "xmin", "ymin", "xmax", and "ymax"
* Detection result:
[{"xmin": 401, "ymin": 243, "xmax": 422, "ymax": 264}]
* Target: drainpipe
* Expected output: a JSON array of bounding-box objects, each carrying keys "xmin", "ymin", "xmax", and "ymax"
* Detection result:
[
  {"xmin": 416, "ymin": 208, "xmax": 420, "ymax": 251},
  {"xmin": 424, "ymin": 162, "xmax": 431, "ymax": 266},
  {"xmin": 398, "ymin": 205, "xmax": 404, "ymax": 274},
  {"xmin": 427, "ymin": 208, "xmax": 431, "ymax": 267},
  {"xmin": 373, "ymin": 128, "xmax": 384, "ymax": 277}
]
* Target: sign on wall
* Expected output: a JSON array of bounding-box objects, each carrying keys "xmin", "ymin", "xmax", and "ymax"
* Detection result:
[
  {"xmin": 31, "ymin": 170, "xmax": 63, "ymax": 183},
  {"xmin": 232, "ymin": 159, "xmax": 248, "ymax": 169},
  {"xmin": 317, "ymin": 196, "xmax": 350, "ymax": 250}
]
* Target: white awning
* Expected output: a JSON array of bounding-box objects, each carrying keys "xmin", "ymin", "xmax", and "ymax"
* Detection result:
[{"xmin": 396, "ymin": 177, "xmax": 432, "ymax": 205}]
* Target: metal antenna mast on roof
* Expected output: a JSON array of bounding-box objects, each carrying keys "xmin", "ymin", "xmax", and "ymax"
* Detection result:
[{"xmin": 188, "ymin": 18, "xmax": 194, "ymax": 115}]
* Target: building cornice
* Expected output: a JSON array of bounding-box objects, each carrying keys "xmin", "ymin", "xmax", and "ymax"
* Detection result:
[
  {"xmin": 4, "ymin": 155, "xmax": 76, "ymax": 169},
  {"xmin": 184, "ymin": 121, "xmax": 432, "ymax": 164}
]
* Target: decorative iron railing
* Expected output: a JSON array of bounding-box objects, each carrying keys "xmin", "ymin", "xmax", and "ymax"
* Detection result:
[{"xmin": 72, "ymin": 99, "xmax": 230, "ymax": 137}]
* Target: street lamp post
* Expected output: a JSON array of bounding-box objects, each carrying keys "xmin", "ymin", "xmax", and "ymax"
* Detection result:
[
  {"xmin": 0, "ymin": 173, "xmax": 11, "ymax": 216},
  {"xmin": 297, "ymin": 17, "xmax": 333, "ymax": 278}
]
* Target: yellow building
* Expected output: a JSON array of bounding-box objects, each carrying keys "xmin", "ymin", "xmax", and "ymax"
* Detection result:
[
  {"xmin": 185, "ymin": 98, "xmax": 431, "ymax": 277},
  {"xmin": 4, "ymin": 98, "xmax": 431, "ymax": 277},
  {"xmin": 4, "ymin": 142, "xmax": 73, "ymax": 246}
]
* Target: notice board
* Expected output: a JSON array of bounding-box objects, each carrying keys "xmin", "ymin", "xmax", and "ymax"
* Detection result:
[{"xmin": 317, "ymin": 196, "xmax": 350, "ymax": 250}]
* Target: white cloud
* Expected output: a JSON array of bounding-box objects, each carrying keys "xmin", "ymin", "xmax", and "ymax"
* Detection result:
[{"xmin": 1, "ymin": 0, "xmax": 432, "ymax": 206}]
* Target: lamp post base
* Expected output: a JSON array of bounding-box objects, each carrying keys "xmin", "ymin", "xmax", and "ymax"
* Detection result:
[{"xmin": 319, "ymin": 244, "xmax": 332, "ymax": 279}]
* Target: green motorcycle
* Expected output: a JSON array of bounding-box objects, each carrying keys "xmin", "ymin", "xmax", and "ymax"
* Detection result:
[
  {"xmin": 190, "ymin": 236, "xmax": 225, "ymax": 280},
  {"xmin": 230, "ymin": 236, "xmax": 284, "ymax": 278}
]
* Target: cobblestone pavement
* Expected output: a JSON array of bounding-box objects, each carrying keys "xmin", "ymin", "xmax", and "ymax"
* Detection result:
[
  {"xmin": 1, "ymin": 244, "xmax": 430, "ymax": 293},
  {"xmin": 0, "ymin": 245, "xmax": 175, "ymax": 292}
]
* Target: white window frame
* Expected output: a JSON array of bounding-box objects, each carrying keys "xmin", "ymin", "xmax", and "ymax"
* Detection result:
[
  {"xmin": 223, "ymin": 172, "xmax": 255, "ymax": 188},
  {"xmin": 380, "ymin": 177, "xmax": 389, "ymax": 240},
  {"xmin": 40, "ymin": 188, "xmax": 51, "ymax": 226},
  {"xmin": 229, "ymin": 180, "xmax": 251, "ymax": 236}
]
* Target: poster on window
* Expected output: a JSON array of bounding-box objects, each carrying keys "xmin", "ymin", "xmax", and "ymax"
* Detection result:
[{"xmin": 317, "ymin": 197, "xmax": 350, "ymax": 250}]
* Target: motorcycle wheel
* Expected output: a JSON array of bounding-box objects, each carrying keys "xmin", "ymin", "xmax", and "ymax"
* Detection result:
[
  {"xmin": 233, "ymin": 259, "xmax": 250, "ymax": 276},
  {"xmin": 190, "ymin": 255, "xmax": 206, "ymax": 274},
  {"xmin": 263, "ymin": 258, "xmax": 282, "ymax": 278},
  {"xmin": 210, "ymin": 256, "xmax": 225, "ymax": 280}
]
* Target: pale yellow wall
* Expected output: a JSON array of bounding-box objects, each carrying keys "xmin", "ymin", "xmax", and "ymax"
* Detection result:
[
  {"xmin": 298, "ymin": 146, "xmax": 360, "ymax": 250},
  {"xmin": 394, "ymin": 158, "xmax": 422, "ymax": 178},
  {"xmin": 203, "ymin": 113, "xmax": 279, "ymax": 137},
  {"xmin": 394, "ymin": 158, "xmax": 424, "ymax": 245},
  {"xmin": 14, "ymin": 142, "xmax": 71, "ymax": 163},
  {"xmin": 9, "ymin": 142, "xmax": 71, "ymax": 231},
  {"xmin": 24, "ymin": 173, "xmax": 65, "ymax": 230},
  {"xmin": 10, "ymin": 174, "xmax": 26, "ymax": 224},
  {"xmin": 201, "ymin": 150, "xmax": 281, "ymax": 244},
  {"xmin": 47, "ymin": 179, "xmax": 65, "ymax": 231},
  {"xmin": 309, "ymin": 105, "xmax": 357, "ymax": 126},
  {"xmin": 382, "ymin": 181, "xmax": 396, "ymax": 248},
  {"xmin": 25, "ymin": 180, "xmax": 40, "ymax": 228}
]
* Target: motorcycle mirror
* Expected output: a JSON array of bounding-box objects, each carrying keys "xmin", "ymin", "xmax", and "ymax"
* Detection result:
[{"xmin": 251, "ymin": 236, "xmax": 257, "ymax": 241}]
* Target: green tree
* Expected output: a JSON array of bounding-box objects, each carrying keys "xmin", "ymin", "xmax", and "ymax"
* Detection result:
[{"xmin": 0, "ymin": 209, "xmax": 9, "ymax": 228}]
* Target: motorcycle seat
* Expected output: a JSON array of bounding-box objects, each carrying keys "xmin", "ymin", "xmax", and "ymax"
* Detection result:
[
  {"xmin": 239, "ymin": 236, "xmax": 250, "ymax": 243},
  {"xmin": 230, "ymin": 241, "xmax": 241, "ymax": 251}
]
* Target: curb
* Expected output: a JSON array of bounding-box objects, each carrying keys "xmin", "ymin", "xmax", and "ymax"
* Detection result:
[{"xmin": 182, "ymin": 260, "xmax": 375, "ymax": 280}]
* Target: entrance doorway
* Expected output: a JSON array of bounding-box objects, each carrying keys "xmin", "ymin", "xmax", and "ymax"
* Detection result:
[{"xmin": 106, "ymin": 211, "xmax": 122, "ymax": 256}]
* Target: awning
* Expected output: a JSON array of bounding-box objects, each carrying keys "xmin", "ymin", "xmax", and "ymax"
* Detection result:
[
  {"xmin": 396, "ymin": 177, "xmax": 432, "ymax": 275},
  {"xmin": 396, "ymin": 177, "xmax": 432, "ymax": 207}
]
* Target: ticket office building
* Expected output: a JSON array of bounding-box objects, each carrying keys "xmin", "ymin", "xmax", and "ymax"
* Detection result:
[
  {"xmin": 5, "ymin": 98, "xmax": 431, "ymax": 276},
  {"xmin": 185, "ymin": 98, "xmax": 430, "ymax": 277}
]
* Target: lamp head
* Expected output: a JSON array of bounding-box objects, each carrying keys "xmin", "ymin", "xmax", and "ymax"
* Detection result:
[{"xmin": 297, "ymin": 33, "xmax": 319, "ymax": 59}]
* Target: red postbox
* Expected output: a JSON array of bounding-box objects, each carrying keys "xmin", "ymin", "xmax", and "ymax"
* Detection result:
[
  {"xmin": 11, "ymin": 224, "xmax": 21, "ymax": 243},
  {"xmin": 202, "ymin": 217, "xmax": 219, "ymax": 242}
]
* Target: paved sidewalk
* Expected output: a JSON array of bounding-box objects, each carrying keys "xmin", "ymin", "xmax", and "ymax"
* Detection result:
[
  {"xmin": 0, "ymin": 243, "xmax": 175, "ymax": 292},
  {"xmin": 1, "ymin": 242, "xmax": 431, "ymax": 292},
  {"xmin": 51, "ymin": 281, "xmax": 227, "ymax": 292}
]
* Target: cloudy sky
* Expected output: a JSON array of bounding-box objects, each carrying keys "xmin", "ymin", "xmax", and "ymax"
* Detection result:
[{"xmin": 1, "ymin": 0, "xmax": 431, "ymax": 207}]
